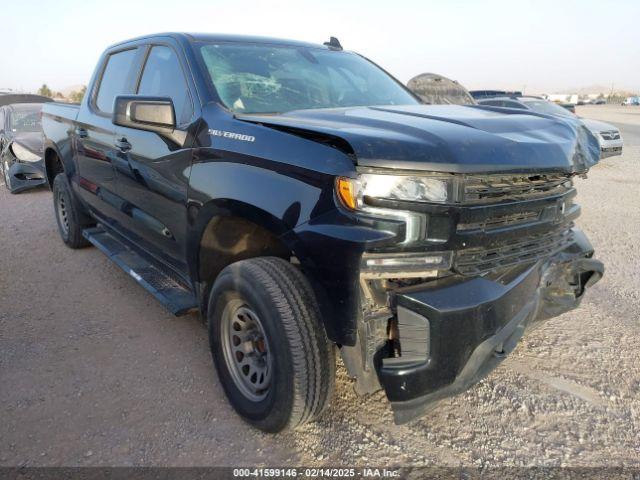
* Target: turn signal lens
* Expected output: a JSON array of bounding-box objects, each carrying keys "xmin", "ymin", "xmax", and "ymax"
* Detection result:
[{"xmin": 336, "ymin": 177, "xmax": 358, "ymax": 210}]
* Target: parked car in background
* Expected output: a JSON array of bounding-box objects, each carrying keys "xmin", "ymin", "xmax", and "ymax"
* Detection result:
[
  {"xmin": 476, "ymin": 95, "xmax": 623, "ymax": 158},
  {"xmin": 407, "ymin": 73, "xmax": 475, "ymax": 105},
  {"xmin": 624, "ymin": 96, "xmax": 640, "ymax": 106},
  {"xmin": 0, "ymin": 103, "xmax": 48, "ymax": 193},
  {"xmin": 545, "ymin": 93, "xmax": 579, "ymax": 105},
  {"xmin": 559, "ymin": 103, "xmax": 576, "ymax": 113},
  {"xmin": 470, "ymin": 90, "xmax": 522, "ymax": 99}
]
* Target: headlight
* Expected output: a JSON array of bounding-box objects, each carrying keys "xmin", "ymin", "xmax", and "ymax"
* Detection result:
[
  {"xmin": 337, "ymin": 172, "xmax": 451, "ymax": 210},
  {"xmin": 336, "ymin": 171, "xmax": 452, "ymax": 244},
  {"xmin": 11, "ymin": 143, "xmax": 41, "ymax": 162}
]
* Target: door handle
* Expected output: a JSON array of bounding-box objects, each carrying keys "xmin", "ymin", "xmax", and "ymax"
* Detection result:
[
  {"xmin": 75, "ymin": 127, "xmax": 88, "ymax": 138},
  {"xmin": 115, "ymin": 137, "xmax": 132, "ymax": 152}
]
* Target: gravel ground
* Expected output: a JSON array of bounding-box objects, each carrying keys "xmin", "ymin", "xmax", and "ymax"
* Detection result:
[{"xmin": 0, "ymin": 105, "xmax": 638, "ymax": 468}]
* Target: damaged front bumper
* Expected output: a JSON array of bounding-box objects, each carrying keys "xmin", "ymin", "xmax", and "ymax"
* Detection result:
[
  {"xmin": 377, "ymin": 229, "xmax": 603, "ymax": 424},
  {"xmin": 5, "ymin": 161, "xmax": 46, "ymax": 193}
]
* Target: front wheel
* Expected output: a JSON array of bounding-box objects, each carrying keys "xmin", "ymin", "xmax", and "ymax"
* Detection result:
[{"xmin": 208, "ymin": 257, "xmax": 335, "ymax": 432}]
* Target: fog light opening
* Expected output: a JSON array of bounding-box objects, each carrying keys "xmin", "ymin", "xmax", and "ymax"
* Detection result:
[{"xmin": 361, "ymin": 251, "xmax": 452, "ymax": 279}]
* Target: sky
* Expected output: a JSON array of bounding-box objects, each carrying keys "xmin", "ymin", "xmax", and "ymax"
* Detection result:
[{"xmin": 2, "ymin": 0, "xmax": 639, "ymax": 94}]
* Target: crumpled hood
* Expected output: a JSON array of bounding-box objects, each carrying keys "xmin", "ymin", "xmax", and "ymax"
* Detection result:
[
  {"xmin": 238, "ymin": 104, "xmax": 600, "ymax": 174},
  {"xmin": 11, "ymin": 131, "xmax": 44, "ymax": 155}
]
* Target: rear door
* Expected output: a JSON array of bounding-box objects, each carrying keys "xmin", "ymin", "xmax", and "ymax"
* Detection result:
[
  {"xmin": 112, "ymin": 42, "xmax": 197, "ymax": 275},
  {"xmin": 75, "ymin": 47, "xmax": 142, "ymax": 221}
]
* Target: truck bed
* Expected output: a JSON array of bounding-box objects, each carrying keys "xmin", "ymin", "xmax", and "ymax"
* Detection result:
[
  {"xmin": 41, "ymin": 102, "xmax": 81, "ymax": 168},
  {"xmin": 42, "ymin": 102, "xmax": 80, "ymax": 121}
]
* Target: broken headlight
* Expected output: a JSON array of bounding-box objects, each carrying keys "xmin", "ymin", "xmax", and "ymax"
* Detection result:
[{"xmin": 11, "ymin": 143, "xmax": 41, "ymax": 162}]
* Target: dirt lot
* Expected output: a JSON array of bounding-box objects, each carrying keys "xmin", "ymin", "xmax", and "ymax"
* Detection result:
[{"xmin": 1, "ymin": 105, "xmax": 638, "ymax": 467}]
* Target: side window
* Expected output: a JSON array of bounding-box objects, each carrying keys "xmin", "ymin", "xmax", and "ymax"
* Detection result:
[
  {"xmin": 95, "ymin": 49, "xmax": 138, "ymax": 114},
  {"xmin": 137, "ymin": 46, "xmax": 194, "ymax": 125},
  {"xmin": 0, "ymin": 109, "xmax": 5, "ymax": 132}
]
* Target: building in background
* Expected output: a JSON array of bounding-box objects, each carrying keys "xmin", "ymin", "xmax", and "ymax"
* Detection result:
[{"xmin": 545, "ymin": 93, "xmax": 579, "ymax": 104}]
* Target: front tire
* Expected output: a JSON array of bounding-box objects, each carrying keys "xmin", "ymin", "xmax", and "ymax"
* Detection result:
[
  {"xmin": 208, "ymin": 257, "xmax": 335, "ymax": 432},
  {"xmin": 52, "ymin": 174, "xmax": 91, "ymax": 248}
]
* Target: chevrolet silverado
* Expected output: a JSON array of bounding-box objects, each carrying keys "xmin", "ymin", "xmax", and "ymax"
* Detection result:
[{"xmin": 42, "ymin": 33, "xmax": 604, "ymax": 432}]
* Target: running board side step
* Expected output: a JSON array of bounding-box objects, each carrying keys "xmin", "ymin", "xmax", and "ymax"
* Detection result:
[{"xmin": 82, "ymin": 227, "xmax": 198, "ymax": 316}]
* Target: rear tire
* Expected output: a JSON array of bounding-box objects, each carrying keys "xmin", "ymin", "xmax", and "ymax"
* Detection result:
[
  {"xmin": 53, "ymin": 174, "xmax": 91, "ymax": 249},
  {"xmin": 208, "ymin": 256, "xmax": 335, "ymax": 432}
]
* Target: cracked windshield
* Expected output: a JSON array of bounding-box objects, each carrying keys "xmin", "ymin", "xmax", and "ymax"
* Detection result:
[{"xmin": 199, "ymin": 43, "xmax": 418, "ymax": 114}]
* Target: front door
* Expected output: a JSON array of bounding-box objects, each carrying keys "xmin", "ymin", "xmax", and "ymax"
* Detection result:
[{"xmin": 112, "ymin": 44, "xmax": 196, "ymax": 275}]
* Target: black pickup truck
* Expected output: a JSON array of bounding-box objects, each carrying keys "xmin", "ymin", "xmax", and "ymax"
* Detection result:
[{"xmin": 42, "ymin": 33, "xmax": 603, "ymax": 432}]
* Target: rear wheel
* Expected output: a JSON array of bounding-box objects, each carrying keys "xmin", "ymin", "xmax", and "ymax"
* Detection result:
[
  {"xmin": 208, "ymin": 257, "xmax": 335, "ymax": 432},
  {"xmin": 53, "ymin": 174, "xmax": 91, "ymax": 248}
]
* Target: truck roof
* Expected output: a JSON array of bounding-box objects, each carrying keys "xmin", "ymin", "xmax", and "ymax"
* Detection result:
[{"xmin": 109, "ymin": 32, "xmax": 329, "ymax": 50}]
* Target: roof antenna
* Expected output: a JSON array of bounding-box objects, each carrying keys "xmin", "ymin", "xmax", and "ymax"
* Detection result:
[{"xmin": 323, "ymin": 37, "xmax": 343, "ymax": 50}]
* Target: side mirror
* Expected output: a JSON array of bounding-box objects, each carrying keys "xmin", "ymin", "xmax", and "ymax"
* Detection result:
[{"xmin": 113, "ymin": 95, "xmax": 176, "ymax": 133}]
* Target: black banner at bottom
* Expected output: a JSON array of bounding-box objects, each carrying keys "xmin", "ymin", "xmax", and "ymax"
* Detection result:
[{"xmin": 1, "ymin": 467, "xmax": 639, "ymax": 480}]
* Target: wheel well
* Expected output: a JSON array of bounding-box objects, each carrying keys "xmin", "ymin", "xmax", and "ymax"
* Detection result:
[
  {"xmin": 45, "ymin": 148, "xmax": 63, "ymax": 189},
  {"xmin": 198, "ymin": 215, "xmax": 292, "ymax": 298}
]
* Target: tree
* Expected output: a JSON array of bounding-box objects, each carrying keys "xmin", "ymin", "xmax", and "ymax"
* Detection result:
[
  {"xmin": 38, "ymin": 84, "xmax": 52, "ymax": 97},
  {"xmin": 69, "ymin": 85, "xmax": 87, "ymax": 104}
]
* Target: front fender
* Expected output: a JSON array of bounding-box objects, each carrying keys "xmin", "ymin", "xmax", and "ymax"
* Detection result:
[
  {"xmin": 185, "ymin": 111, "xmax": 362, "ymax": 343},
  {"xmin": 186, "ymin": 152, "xmax": 370, "ymax": 345},
  {"xmin": 185, "ymin": 157, "xmax": 335, "ymax": 286},
  {"xmin": 186, "ymin": 197, "xmax": 300, "ymax": 280}
]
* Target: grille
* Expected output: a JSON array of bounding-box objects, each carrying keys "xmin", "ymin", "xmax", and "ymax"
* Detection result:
[
  {"xmin": 457, "ymin": 211, "xmax": 540, "ymax": 231},
  {"xmin": 454, "ymin": 228, "xmax": 574, "ymax": 276},
  {"xmin": 462, "ymin": 174, "xmax": 572, "ymax": 203},
  {"xmin": 600, "ymin": 131, "xmax": 620, "ymax": 140}
]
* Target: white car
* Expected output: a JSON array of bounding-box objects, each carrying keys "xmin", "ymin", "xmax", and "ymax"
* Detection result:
[{"xmin": 581, "ymin": 119, "xmax": 624, "ymax": 158}]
